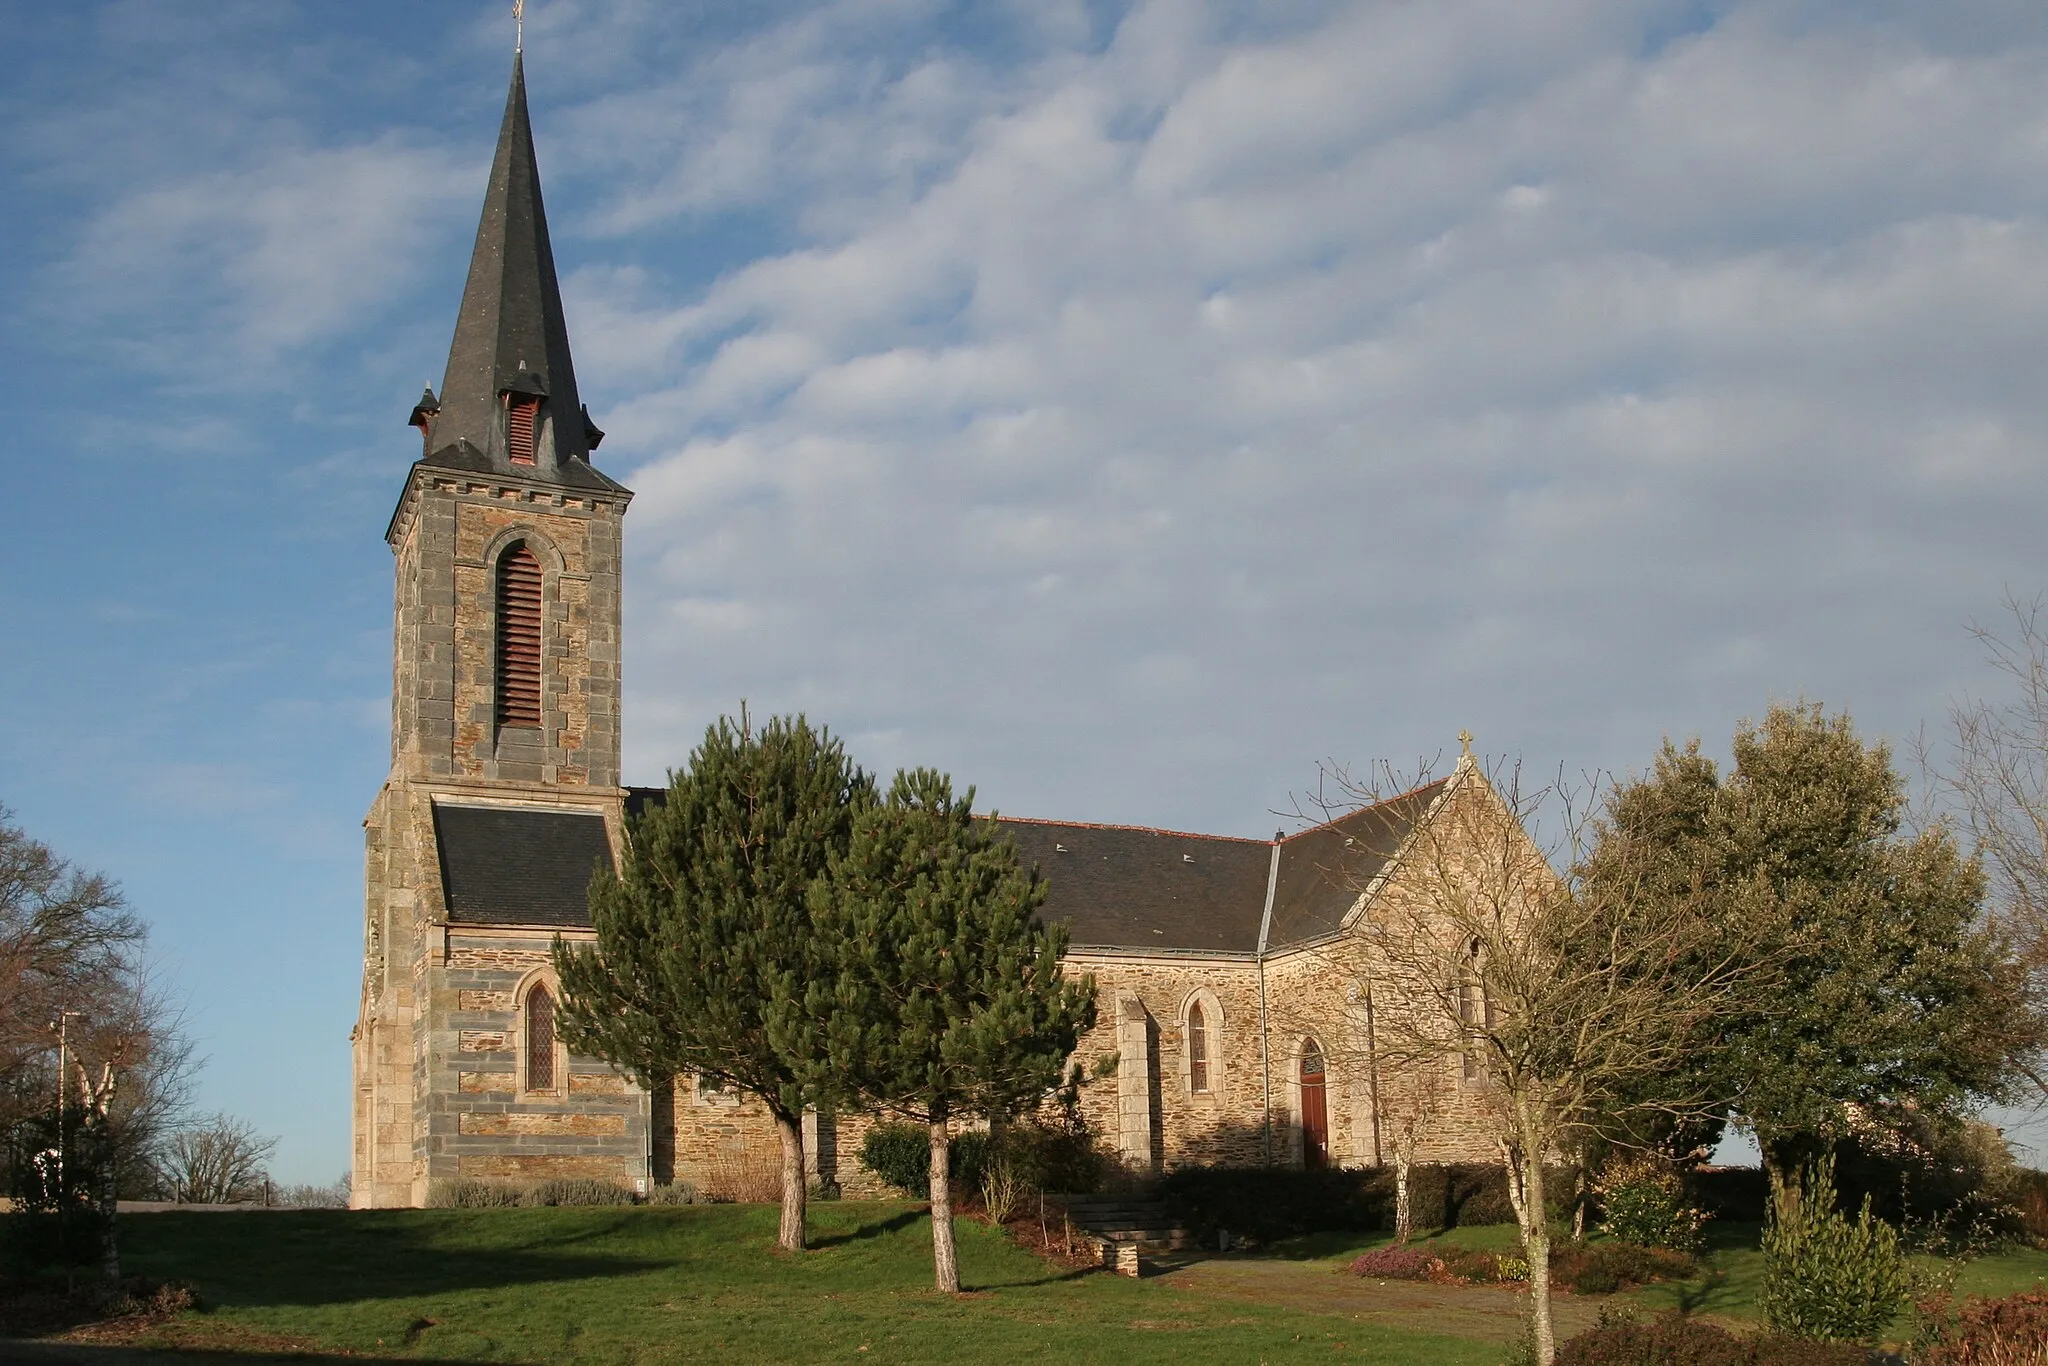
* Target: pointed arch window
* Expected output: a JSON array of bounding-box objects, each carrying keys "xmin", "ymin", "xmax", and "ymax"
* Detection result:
[
  {"xmin": 524, "ymin": 982, "xmax": 557, "ymax": 1092},
  {"xmin": 495, "ymin": 545, "xmax": 543, "ymax": 729},
  {"xmin": 1187, "ymin": 1001, "xmax": 1210, "ymax": 1094}
]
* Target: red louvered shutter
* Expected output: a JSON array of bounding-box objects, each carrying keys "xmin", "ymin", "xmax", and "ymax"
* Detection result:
[
  {"xmin": 507, "ymin": 398, "xmax": 539, "ymax": 465},
  {"xmin": 495, "ymin": 547, "xmax": 543, "ymax": 728}
]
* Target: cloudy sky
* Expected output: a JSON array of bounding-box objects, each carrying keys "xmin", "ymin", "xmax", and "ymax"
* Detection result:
[{"xmin": 3, "ymin": 0, "xmax": 2045, "ymax": 1182}]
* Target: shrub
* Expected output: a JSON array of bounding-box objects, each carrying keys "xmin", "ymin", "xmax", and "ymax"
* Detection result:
[
  {"xmin": 1549, "ymin": 1240, "xmax": 1696, "ymax": 1295},
  {"xmin": 1556, "ymin": 1311, "xmax": 1866, "ymax": 1366},
  {"xmin": 426, "ymin": 1179, "xmax": 525, "ymax": 1208},
  {"xmin": 1757, "ymin": 1155, "xmax": 1909, "ymax": 1343},
  {"xmin": 1915, "ymin": 1289, "xmax": 2048, "ymax": 1365},
  {"xmin": 426, "ymin": 1178, "xmax": 635, "ymax": 1208},
  {"xmin": 857, "ymin": 1123, "xmax": 995, "ymax": 1197},
  {"xmin": 1596, "ymin": 1155, "xmax": 1708, "ymax": 1254},
  {"xmin": 1002, "ymin": 1117, "xmax": 1105, "ymax": 1195},
  {"xmin": 1153, "ymin": 1162, "xmax": 1577, "ymax": 1246},
  {"xmin": 644, "ymin": 1182, "xmax": 699, "ymax": 1206},
  {"xmin": 523, "ymin": 1179, "xmax": 634, "ymax": 1207},
  {"xmin": 1348, "ymin": 1246, "xmax": 1440, "ymax": 1280},
  {"xmin": 2010, "ymin": 1170, "xmax": 2048, "ymax": 1249}
]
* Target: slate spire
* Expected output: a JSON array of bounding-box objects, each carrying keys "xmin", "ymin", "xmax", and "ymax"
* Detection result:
[{"xmin": 422, "ymin": 53, "xmax": 607, "ymax": 480}]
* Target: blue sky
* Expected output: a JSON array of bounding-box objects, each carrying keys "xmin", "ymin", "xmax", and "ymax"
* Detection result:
[{"xmin": 3, "ymin": 0, "xmax": 2046, "ymax": 1184}]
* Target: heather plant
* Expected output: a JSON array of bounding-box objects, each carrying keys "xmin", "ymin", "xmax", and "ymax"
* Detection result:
[
  {"xmin": 1555, "ymin": 1311, "xmax": 1866, "ymax": 1366},
  {"xmin": 1348, "ymin": 1245, "xmax": 1440, "ymax": 1280},
  {"xmin": 1915, "ymin": 1288, "xmax": 2048, "ymax": 1365},
  {"xmin": 1757, "ymin": 1154, "xmax": 1909, "ymax": 1343}
]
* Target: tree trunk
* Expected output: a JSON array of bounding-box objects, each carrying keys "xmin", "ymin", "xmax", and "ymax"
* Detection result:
[
  {"xmin": 929, "ymin": 1117, "xmax": 959, "ymax": 1293},
  {"xmin": 1394, "ymin": 1146, "xmax": 1413, "ymax": 1245},
  {"xmin": 99, "ymin": 1145, "xmax": 119, "ymax": 1283},
  {"xmin": 774, "ymin": 1110, "xmax": 807, "ymax": 1252},
  {"xmin": 1502, "ymin": 1129, "xmax": 1555, "ymax": 1366}
]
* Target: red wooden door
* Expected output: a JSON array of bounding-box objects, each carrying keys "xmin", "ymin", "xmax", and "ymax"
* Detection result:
[{"xmin": 1300, "ymin": 1042, "xmax": 1328, "ymax": 1169}]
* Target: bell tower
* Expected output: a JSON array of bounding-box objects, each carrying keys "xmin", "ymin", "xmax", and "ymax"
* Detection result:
[{"xmin": 354, "ymin": 51, "xmax": 635, "ymax": 1208}]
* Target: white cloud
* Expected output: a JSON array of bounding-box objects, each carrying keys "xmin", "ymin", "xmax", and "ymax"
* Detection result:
[
  {"xmin": 554, "ymin": 0, "xmax": 2048, "ymax": 839},
  {"xmin": 59, "ymin": 137, "xmax": 474, "ymax": 374}
]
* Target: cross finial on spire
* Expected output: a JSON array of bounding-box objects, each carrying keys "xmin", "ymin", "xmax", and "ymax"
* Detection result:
[
  {"xmin": 1457, "ymin": 729, "xmax": 1474, "ymax": 763},
  {"xmin": 513, "ymin": 0, "xmax": 524, "ymax": 53}
]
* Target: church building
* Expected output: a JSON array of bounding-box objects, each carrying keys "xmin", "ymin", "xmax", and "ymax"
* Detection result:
[{"xmin": 352, "ymin": 55, "xmax": 1522, "ymax": 1209}]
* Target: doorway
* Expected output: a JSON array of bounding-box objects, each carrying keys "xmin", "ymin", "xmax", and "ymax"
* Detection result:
[{"xmin": 1300, "ymin": 1040, "xmax": 1328, "ymax": 1169}]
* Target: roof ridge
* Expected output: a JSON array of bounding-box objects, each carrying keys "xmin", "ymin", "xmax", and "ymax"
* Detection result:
[
  {"xmin": 1279, "ymin": 774, "xmax": 1451, "ymax": 841},
  {"xmin": 989, "ymin": 814, "xmax": 1270, "ymax": 846}
]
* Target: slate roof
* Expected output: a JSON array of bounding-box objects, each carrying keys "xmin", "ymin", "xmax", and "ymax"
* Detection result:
[
  {"xmin": 432, "ymin": 802, "xmax": 613, "ymax": 927},
  {"xmin": 994, "ymin": 778, "xmax": 1448, "ymax": 955},
  {"xmin": 472, "ymin": 779, "xmax": 1453, "ymax": 949},
  {"xmin": 1263, "ymin": 779, "xmax": 1449, "ymax": 947},
  {"xmin": 415, "ymin": 54, "xmax": 617, "ymax": 491},
  {"xmin": 996, "ymin": 820, "xmax": 1275, "ymax": 954}
]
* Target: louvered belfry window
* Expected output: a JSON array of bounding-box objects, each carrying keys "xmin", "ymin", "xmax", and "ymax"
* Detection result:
[
  {"xmin": 495, "ymin": 546, "xmax": 543, "ymax": 729},
  {"xmin": 525, "ymin": 983, "xmax": 556, "ymax": 1091},
  {"xmin": 1187, "ymin": 1002, "xmax": 1210, "ymax": 1093},
  {"xmin": 507, "ymin": 396, "xmax": 539, "ymax": 465}
]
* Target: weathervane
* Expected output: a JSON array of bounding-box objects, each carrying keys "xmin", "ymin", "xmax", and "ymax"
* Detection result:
[{"xmin": 513, "ymin": 0, "xmax": 524, "ymax": 53}]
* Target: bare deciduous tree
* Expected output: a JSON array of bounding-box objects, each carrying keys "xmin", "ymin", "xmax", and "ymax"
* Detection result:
[
  {"xmin": 1, "ymin": 807, "xmax": 197, "ymax": 1198},
  {"xmin": 1940, "ymin": 593, "xmax": 2048, "ymax": 1097},
  {"xmin": 157, "ymin": 1112, "xmax": 277, "ymax": 1205},
  {"xmin": 1288, "ymin": 751, "xmax": 1756, "ymax": 1366}
]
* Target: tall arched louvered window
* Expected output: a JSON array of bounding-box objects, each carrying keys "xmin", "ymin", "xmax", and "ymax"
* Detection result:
[
  {"xmin": 524, "ymin": 982, "xmax": 556, "ymax": 1092},
  {"xmin": 495, "ymin": 545, "xmax": 543, "ymax": 728},
  {"xmin": 1187, "ymin": 1001, "xmax": 1210, "ymax": 1093}
]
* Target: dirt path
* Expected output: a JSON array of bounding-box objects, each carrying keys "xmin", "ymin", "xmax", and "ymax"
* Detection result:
[{"xmin": 1151, "ymin": 1255, "xmax": 1609, "ymax": 1345}]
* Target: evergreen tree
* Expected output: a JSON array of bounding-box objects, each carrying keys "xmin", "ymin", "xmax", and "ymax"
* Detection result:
[
  {"xmin": 1583, "ymin": 702, "xmax": 2037, "ymax": 1185},
  {"xmin": 800, "ymin": 770, "xmax": 1095, "ymax": 1292},
  {"xmin": 554, "ymin": 711, "xmax": 872, "ymax": 1251}
]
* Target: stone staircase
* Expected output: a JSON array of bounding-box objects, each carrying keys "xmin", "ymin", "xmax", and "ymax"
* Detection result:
[{"xmin": 1062, "ymin": 1193, "xmax": 1201, "ymax": 1275}]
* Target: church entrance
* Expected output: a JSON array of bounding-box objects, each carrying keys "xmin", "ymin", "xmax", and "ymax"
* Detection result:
[{"xmin": 1300, "ymin": 1041, "xmax": 1328, "ymax": 1169}]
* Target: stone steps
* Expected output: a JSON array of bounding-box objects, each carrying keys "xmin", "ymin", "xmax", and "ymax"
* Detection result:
[{"xmin": 1062, "ymin": 1195, "xmax": 1200, "ymax": 1270}]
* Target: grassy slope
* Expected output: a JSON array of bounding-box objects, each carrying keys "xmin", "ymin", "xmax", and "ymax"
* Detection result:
[{"xmin": 108, "ymin": 1203, "xmax": 1499, "ymax": 1365}]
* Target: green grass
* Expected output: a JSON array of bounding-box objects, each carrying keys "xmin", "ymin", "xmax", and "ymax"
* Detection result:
[
  {"xmin": 1629, "ymin": 1222, "xmax": 2048, "ymax": 1326},
  {"xmin": 102, "ymin": 1203, "xmax": 1500, "ymax": 1365},
  {"xmin": 1272, "ymin": 1218, "xmax": 2048, "ymax": 1333}
]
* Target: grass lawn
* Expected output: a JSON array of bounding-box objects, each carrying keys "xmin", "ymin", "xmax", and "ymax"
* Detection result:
[
  {"xmin": 77, "ymin": 1202, "xmax": 1505, "ymax": 1365},
  {"xmin": 1270, "ymin": 1218, "xmax": 2048, "ymax": 1344}
]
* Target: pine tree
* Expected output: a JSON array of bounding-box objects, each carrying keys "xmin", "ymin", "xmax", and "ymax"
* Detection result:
[
  {"xmin": 799, "ymin": 769, "xmax": 1095, "ymax": 1292},
  {"xmin": 553, "ymin": 710, "xmax": 872, "ymax": 1251}
]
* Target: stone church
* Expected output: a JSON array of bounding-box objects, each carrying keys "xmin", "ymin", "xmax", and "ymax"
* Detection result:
[{"xmin": 351, "ymin": 56, "xmax": 1521, "ymax": 1209}]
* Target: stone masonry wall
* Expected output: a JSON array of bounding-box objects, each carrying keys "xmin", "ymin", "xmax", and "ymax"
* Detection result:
[
  {"xmin": 424, "ymin": 931, "xmax": 649, "ymax": 1192},
  {"xmin": 386, "ymin": 473, "xmax": 625, "ymax": 791}
]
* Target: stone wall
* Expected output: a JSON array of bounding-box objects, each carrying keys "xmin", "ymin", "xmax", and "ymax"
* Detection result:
[
  {"xmin": 421, "ymin": 929, "xmax": 649, "ymax": 1196},
  {"xmin": 386, "ymin": 472, "xmax": 625, "ymax": 791}
]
